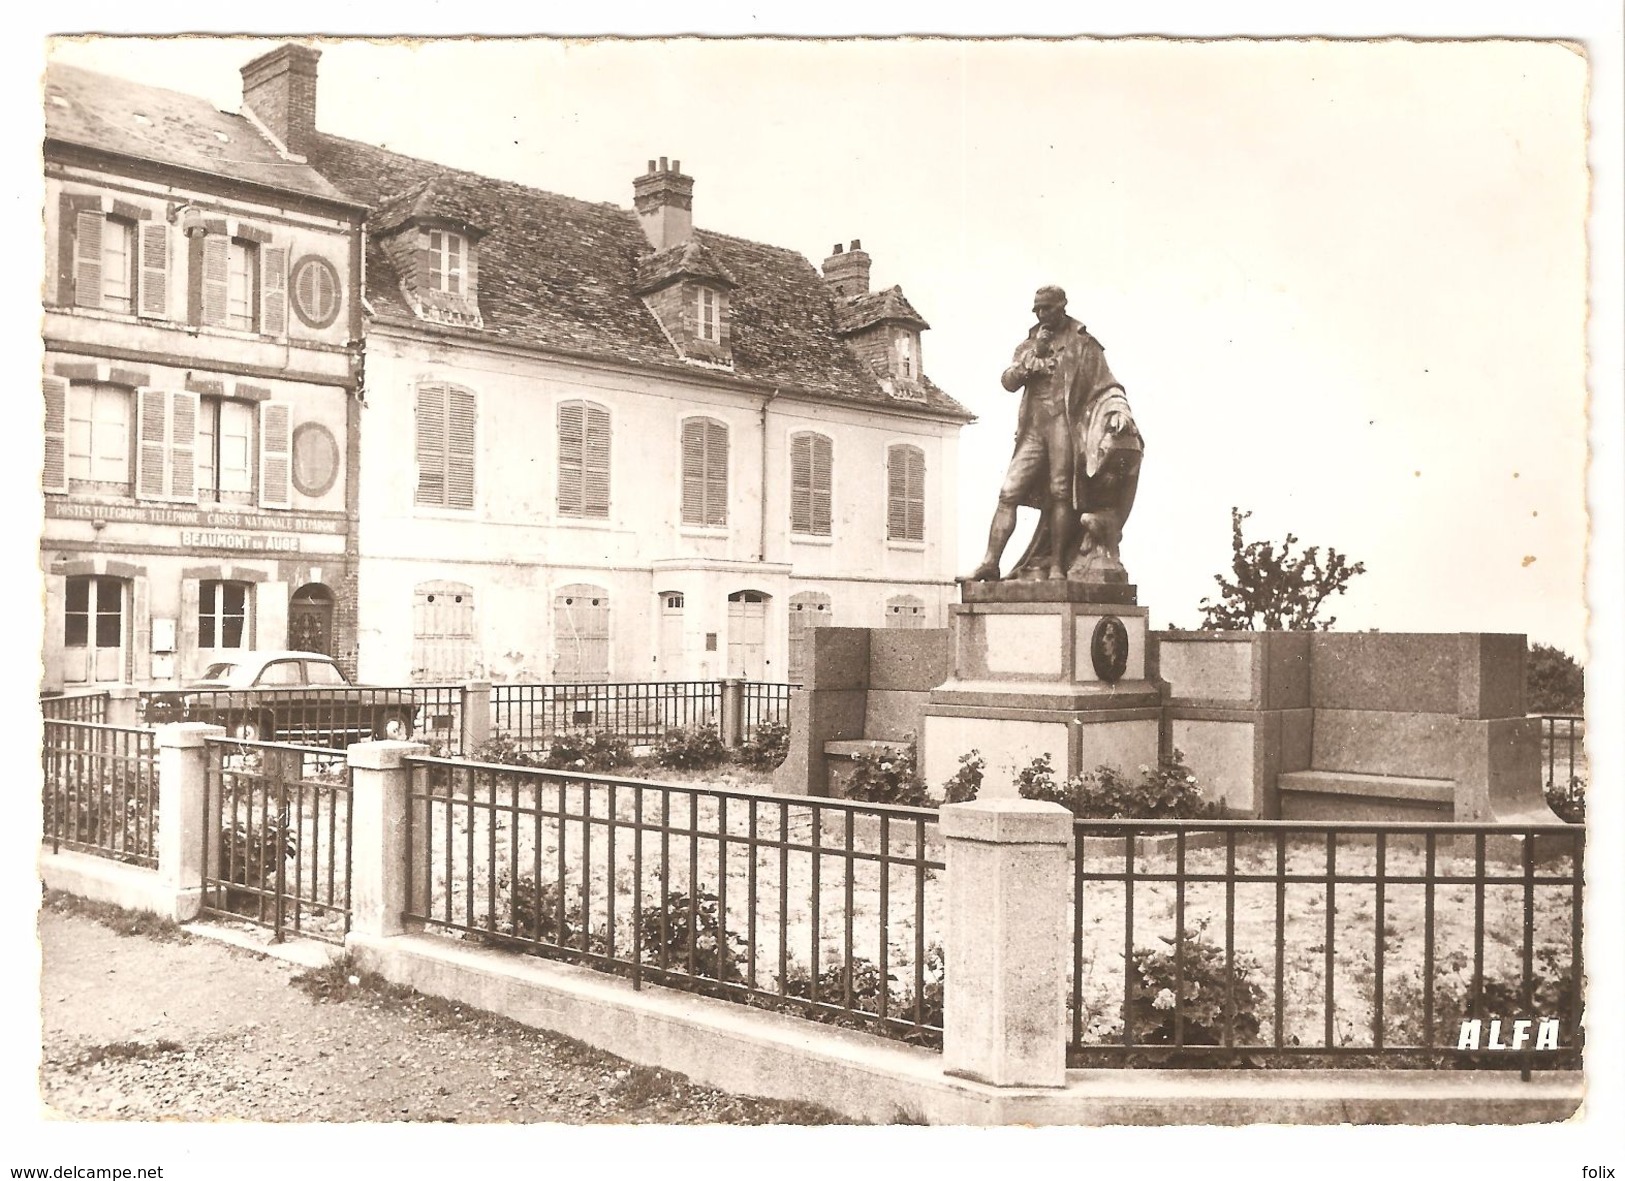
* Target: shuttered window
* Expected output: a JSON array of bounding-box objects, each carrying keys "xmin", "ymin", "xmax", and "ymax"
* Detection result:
[
  {"xmin": 680, "ymin": 417, "xmax": 728, "ymax": 527},
  {"xmin": 259, "ymin": 401, "xmax": 292, "ymax": 508},
  {"xmin": 133, "ymin": 388, "xmax": 198, "ymax": 503},
  {"xmin": 886, "ymin": 594, "xmax": 927, "ymax": 629},
  {"xmin": 886, "ymin": 444, "xmax": 926, "ymax": 542},
  {"xmin": 226, "ymin": 239, "xmax": 259, "ymax": 331},
  {"xmin": 71, "ymin": 209, "xmax": 103, "ymax": 309},
  {"xmin": 557, "ymin": 400, "xmax": 611, "ymax": 518},
  {"xmin": 789, "ymin": 432, "xmax": 833, "ymax": 536},
  {"xmin": 415, "ymin": 383, "xmax": 477, "ymax": 510},
  {"xmin": 137, "ymin": 221, "xmax": 170, "ymax": 318},
  {"xmin": 101, "ymin": 217, "xmax": 135, "ymax": 313},
  {"xmin": 787, "ymin": 592, "xmax": 833, "ymax": 684},
  {"xmin": 554, "ymin": 585, "xmax": 611, "ymax": 682},
  {"xmin": 43, "ymin": 375, "xmax": 69, "ymax": 493}
]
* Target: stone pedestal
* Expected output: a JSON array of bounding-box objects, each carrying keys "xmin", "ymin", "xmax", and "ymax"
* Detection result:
[{"xmin": 922, "ymin": 581, "xmax": 1163, "ymax": 797}]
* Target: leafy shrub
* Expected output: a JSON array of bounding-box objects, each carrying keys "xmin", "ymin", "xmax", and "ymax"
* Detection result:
[
  {"xmin": 1127, "ymin": 927, "xmax": 1265, "ymax": 1048},
  {"xmin": 541, "ymin": 729, "xmax": 632, "ymax": 773},
  {"xmin": 1545, "ymin": 777, "xmax": 1585, "ymax": 824},
  {"xmin": 938, "ymin": 751, "xmax": 983, "ymax": 805},
  {"xmin": 736, "ymin": 719, "xmax": 791, "ymax": 770},
  {"xmin": 654, "ymin": 724, "xmax": 729, "ymax": 770},
  {"xmin": 218, "ymin": 815, "xmax": 297, "ymax": 900},
  {"xmin": 844, "ymin": 741, "xmax": 928, "ymax": 808},
  {"xmin": 779, "ymin": 943, "xmax": 944, "ymax": 1044},
  {"xmin": 44, "ymin": 765, "xmax": 159, "ymax": 861},
  {"xmin": 490, "ymin": 872, "xmax": 582, "ymax": 947},
  {"xmin": 471, "ymin": 733, "xmax": 543, "ymax": 767},
  {"xmin": 1016, "ymin": 749, "xmax": 1219, "ymax": 819},
  {"xmin": 1381, "ymin": 947, "xmax": 1579, "ymax": 1062},
  {"xmin": 635, "ymin": 889, "xmax": 747, "ymax": 991}
]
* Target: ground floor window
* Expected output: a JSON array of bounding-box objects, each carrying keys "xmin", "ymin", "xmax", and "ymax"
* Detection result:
[
  {"xmin": 199, "ymin": 580, "xmax": 251, "ymax": 649},
  {"xmin": 555, "ymin": 585, "xmax": 610, "ymax": 682},
  {"xmin": 885, "ymin": 594, "xmax": 927, "ymax": 629},
  {"xmin": 64, "ymin": 575, "xmax": 125, "ymax": 683}
]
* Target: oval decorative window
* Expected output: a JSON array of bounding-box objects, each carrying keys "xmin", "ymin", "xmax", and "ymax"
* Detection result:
[
  {"xmin": 291, "ymin": 255, "xmax": 343, "ymax": 329},
  {"xmin": 291, "ymin": 421, "xmax": 340, "ymax": 497}
]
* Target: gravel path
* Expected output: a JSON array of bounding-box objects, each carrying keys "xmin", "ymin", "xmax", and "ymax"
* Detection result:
[{"xmin": 37, "ymin": 895, "xmax": 848, "ymax": 1124}]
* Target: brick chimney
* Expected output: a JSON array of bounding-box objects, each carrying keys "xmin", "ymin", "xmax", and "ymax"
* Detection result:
[
  {"xmin": 822, "ymin": 240, "xmax": 871, "ymax": 299},
  {"xmin": 240, "ymin": 44, "xmax": 321, "ymax": 158},
  {"xmin": 633, "ymin": 157, "xmax": 695, "ymax": 251}
]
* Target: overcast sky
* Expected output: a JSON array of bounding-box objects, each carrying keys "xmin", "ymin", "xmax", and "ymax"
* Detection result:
[{"xmin": 36, "ymin": 35, "xmax": 1597, "ymax": 653}]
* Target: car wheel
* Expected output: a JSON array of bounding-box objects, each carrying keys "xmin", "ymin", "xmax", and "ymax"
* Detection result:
[{"xmin": 376, "ymin": 710, "xmax": 413, "ymax": 742}]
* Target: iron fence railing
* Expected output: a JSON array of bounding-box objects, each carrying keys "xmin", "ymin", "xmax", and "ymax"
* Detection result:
[
  {"xmin": 40, "ymin": 691, "xmax": 110, "ymax": 724},
  {"xmin": 200, "ymin": 738, "xmax": 353, "ymax": 944},
  {"xmin": 41, "ymin": 720, "xmax": 158, "ymax": 867},
  {"xmin": 1067, "ymin": 819, "xmax": 1583, "ymax": 1076},
  {"xmin": 489, "ymin": 681, "xmax": 722, "ymax": 749},
  {"xmin": 404, "ymin": 758, "xmax": 944, "ymax": 1044},
  {"xmin": 1539, "ymin": 715, "xmax": 1585, "ymax": 789},
  {"xmin": 142, "ymin": 685, "xmax": 462, "ymax": 752},
  {"xmin": 740, "ymin": 682, "xmax": 796, "ymax": 739}
]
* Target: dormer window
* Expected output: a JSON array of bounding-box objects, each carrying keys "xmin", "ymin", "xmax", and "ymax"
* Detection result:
[
  {"xmin": 428, "ymin": 229, "xmax": 466, "ymax": 295},
  {"xmin": 897, "ymin": 331, "xmax": 916, "ymax": 380},
  {"xmin": 697, "ymin": 287, "xmax": 721, "ymax": 343}
]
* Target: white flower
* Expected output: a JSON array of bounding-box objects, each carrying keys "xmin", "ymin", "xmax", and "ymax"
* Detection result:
[
  {"xmin": 1152, "ymin": 987, "xmax": 1176, "ymax": 1011},
  {"xmin": 347, "ymin": 975, "xmax": 360, "ymax": 986},
  {"xmin": 1138, "ymin": 765, "xmax": 1150, "ymax": 774},
  {"xmin": 1186, "ymin": 775, "xmax": 1198, "ymax": 784}
]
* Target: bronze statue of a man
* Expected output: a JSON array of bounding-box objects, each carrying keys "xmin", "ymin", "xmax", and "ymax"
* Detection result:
[{"xmin": 968, "ymin": 286, "xmax": 1144, "ymax": 583}]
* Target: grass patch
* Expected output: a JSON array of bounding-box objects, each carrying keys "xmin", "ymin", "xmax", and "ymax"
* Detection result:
[{"xmin": 43, "ymin": 891, "xmax": 191, "ymax": 943}]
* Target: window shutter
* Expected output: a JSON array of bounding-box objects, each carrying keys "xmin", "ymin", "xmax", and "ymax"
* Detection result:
[
  {"xmin": 137, "ymin": 221, "xmax": 169, "ymax": 319},
  {"xmin": 415, "ymin": 385, "xmax": 446, "ymax": 506},
  {"xmin": 584, "ymin": 404, "xmax": 611, "ymax": 518},
  {"xmin": 789, "ymin": 434, "xmax": 812, "ymax": 533},
  {"xmin": 446, "ymin": 387, "xmax": 477, "ymax": 510},
  {"xmin": 906, "ymin": 447, "xmax": 925, "ymax": 540},
  {"xmin": 168, "ymin": 391, "xmax": 198, "ymax": 502},
  {"xmin": 42, "ymin": 375, "xmax": 69, "ymax": 493},
  {"xmin": 812, "ymin": 435, "xmax": 833, "ymax": 535},
  {"xmin": 704, "ymin": 420, "xmax": 728, "ymax": 527},
  {"xmin": 261, "ymin": 246, "xmax": 288, "ymax": 336},
  {"xmin": 72, "ymin": 211, "xmax": 104, "ymax": 309},
  {"xmin": 680, "ymin": 419, "xmax": 705, "ymax": 525},
  {"xmin": 135, "ymin": 388, "xmax": 168, "ymax": 501},
  {"xmin": 556, "ymin": 401, "xmax": 584, "ymax": 516},
  {"xmin": 201, "ymin": 236, "xmax": 229, "ymax": 327},
  {"xmin": 259, "ymin": 401, "xmax": 292, "ymax": 508}
]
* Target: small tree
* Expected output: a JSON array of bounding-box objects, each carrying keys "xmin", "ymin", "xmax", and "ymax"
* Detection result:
[
  {"xmin": 1198, "ymin": 507, "xmax": 1366, "ymax": 631},
  {"xmin": 1526, "ymin": 643, "xmax": 1584, "ymax": 714}
]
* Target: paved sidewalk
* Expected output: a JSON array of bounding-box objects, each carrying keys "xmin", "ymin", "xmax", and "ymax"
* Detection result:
[{"xmin": 38, "ymin": 899, "xmax": 845, "ymax": 1124}]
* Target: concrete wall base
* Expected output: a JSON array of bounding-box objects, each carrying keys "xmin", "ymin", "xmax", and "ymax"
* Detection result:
[
  {"xmin": 345, "ymin": 929, "xmax": 1581, "ymax": 1126},
  {"xmin": 40, "ymin": 848, "xmax": 199, "ymax": 922}
]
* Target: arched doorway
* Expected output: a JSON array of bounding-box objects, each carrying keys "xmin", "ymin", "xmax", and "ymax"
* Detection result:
[{"xmin": 288, "ymin": 584, "xmax": 335, "ymax": 656}]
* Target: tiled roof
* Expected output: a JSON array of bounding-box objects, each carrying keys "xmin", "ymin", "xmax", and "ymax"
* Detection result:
[
  {"xmin": 44, "ymin": 62, "xmax": 350, "ymax": 205},
  {"xmin": 634, "ymin": 239, "xmax": 737, "ymax": 293},
  {"xmin": 838, "ymin": 285, "xmax": 931, "ymax": 334},
  {"xmin": 373, "ymin": 177, "xmax": 488, "ymax": 237},
  {"xmin": 302, "ymin": 132, "xmax": 971, "ymax": 420}
]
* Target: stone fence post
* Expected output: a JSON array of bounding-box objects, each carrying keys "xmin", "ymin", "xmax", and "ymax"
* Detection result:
[
  {"xmin": 720, "ymin": 678, "xmax": 745, "ymax": 748},
  {"xmin": 156, "ymin": 722, "xmax": 225, "ymax": 921},
  {"xmin": 461, "ymin": 680, "xmax": 491, "ymax": 754},
  {"xmin": 939, "ymin": 798, "xmax": 1073, "ymax": 1088},
  {"xmin": 105, "ymin": 685, "xmax": 141, "ymax": 729},
  {"xmin": 348, "ymin": 741, "xmax": 430, "ymax": 939}
]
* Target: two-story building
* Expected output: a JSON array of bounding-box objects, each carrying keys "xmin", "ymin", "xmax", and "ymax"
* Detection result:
[
  {"xmin": 41, "ymin": 58, "xmax": 367, "ymax": 690},
  {"xmin": 238, "ymin": 45, "xmax": 972, "ymax": 685}
]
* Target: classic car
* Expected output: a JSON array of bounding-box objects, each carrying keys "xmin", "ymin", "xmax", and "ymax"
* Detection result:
[{"xmin": 143, "ymin": 651, "xmax": 418, "ymax": 744}]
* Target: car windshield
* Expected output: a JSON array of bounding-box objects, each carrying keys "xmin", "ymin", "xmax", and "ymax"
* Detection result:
[{"xmin": 199, "ymin": 663, "xmax": 239, "ymax": 681}]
